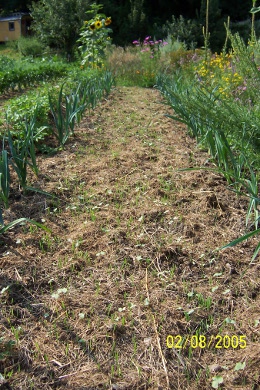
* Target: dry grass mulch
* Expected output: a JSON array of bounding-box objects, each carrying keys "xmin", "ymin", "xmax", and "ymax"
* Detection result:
[{"xmin": 0, "ymin": 86, "xmax": 259, "ymax": 389}]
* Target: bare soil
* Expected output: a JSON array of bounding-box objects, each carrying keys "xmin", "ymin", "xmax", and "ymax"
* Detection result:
[{"xmin": 0, "ymin": 86, "xmax": 259, "ymax": 389}]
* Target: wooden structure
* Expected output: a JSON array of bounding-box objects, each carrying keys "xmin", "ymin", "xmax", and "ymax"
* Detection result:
[{"xmin": 0, "ymin": 13, "xmax": 32, "ymax": 42}]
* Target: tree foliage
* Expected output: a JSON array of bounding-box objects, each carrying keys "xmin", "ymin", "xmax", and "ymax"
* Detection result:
[
  {"xmin": 0, "ymin": 0, "xmax": 258, "ymax": 53},
  {"xmin": 29, "ymin": 0, "xmax": 90, "ymax": 56}
]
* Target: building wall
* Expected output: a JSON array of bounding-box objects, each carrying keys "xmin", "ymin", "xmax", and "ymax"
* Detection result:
[{"xmin": 0, "ymin": 19, "xmax": 21, "ymax": 42}]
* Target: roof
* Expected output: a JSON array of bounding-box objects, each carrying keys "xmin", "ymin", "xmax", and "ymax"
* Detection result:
[{"xmin": 0, "ymin": 13, "xmax": 30, "ymax": 22}]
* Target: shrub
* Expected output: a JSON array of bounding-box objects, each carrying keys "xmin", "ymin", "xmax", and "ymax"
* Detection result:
[
  {"xmin": 0, "ymin": 56, "xmax": 16, "ymax": 71},
  {"xmin": 0, "ymin": 60, "xmax": 68, "ymax": 94},
  {"xmin": 17, "ymin": 36, "xmax": 45, "ymax": 57}
]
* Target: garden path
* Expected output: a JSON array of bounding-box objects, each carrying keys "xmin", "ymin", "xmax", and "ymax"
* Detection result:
[{"xmin": 1, "ymin": 86, "xmax": 259, "ymax": 390}]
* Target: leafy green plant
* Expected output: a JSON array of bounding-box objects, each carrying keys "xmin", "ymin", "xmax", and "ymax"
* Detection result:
[
  {"xmin": 234, "ymin": 361, "xmax": 246, "ymax": 371},
  {"xmin": 3, "ymin": 90, "xmax": 50, "ymax": 141},
  {"xmin": 29, "ymin": 0, "xmax": 88, "ymax": 57},
  {"xmin": 0, "ymin": 56, "xmax": 16, "ymax": 72},
  {"xmin": 0, "ymin": 337, "xmax": 16, "ymax": 360},
  {"xmin": 17, "ymin": 36, "xmax": 45, "ymax": 57},
  {"xmin": 211, "ymin": 375, "xmax": 223, "ymax": 389},
  {"xmin": 161, "ymin": 15, "xmax": 201, "ymax": 49},
  {"xmin": 0, "ymin": 60, "xmax": 68, "ymax": 94},
  {"xmin": 250, "ymin": 0, "xmax": 260, "ymax": 42}
]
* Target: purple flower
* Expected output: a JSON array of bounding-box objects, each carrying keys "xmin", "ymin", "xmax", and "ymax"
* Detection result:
[
  {"xmin": 133, "ymin": 40, "xmax": 139, "ymax": 44},
  {"xmin": 163, "ymin": 42, "xmax": 168, "ymax": 45},
  {"xmin": 144, "ymin": 36, "xmax": 151, "ymax": 41}
]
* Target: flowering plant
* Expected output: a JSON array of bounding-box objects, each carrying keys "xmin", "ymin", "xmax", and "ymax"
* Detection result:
[
  {"xmin": 195, "ymin": 53, "xmax": 243, "ymax": 98},
  {"xmin": 78, "ymin": 3, "xmax": 112, "ymax": 68},
  {"xmin": 132, "ymin": 36, "xmax": 168, "ymax": 59}
]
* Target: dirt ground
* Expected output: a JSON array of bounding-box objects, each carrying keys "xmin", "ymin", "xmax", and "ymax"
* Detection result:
[{"xmin": 0, "ymin": 86, "xmax": 259, "ymax": 389}]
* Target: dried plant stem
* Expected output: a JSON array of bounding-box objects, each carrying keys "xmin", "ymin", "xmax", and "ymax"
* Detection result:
[
  {"xmin": 203, "ymin": 0, "xmax": 210, "ymax": 65},
  {"xmin": 145, "ymin": 268, "xmax": 170, "ymax": 388},
  {"xmin": 152, "ymin": 314, "xmax": 170, "ymax": 389}
]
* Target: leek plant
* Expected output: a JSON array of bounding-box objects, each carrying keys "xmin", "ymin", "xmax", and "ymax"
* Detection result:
[
  {"xmin": 0, "ymin": 217, "xmax": 50, "ymax": 235},
  {"xmin": 0, "ymin": 149, "xmax": 10, "ymax": 208},
  {"xmin": 48, "ymin": 71, "xmax": 114, "ymax": 147},
  {"xmin": 49, "ymin": 83, "xmax": 88, "ymax": 147},
  {"xmin": 7, "ymin": 106, "xmax": 42, "ymax": 190},
  {"xmin": 156, "ymin": 36, "xmax": 260, "ymax": 259},
  {"xmin": 0, "ymin": 137, "xmax": 50, "ymax": 235}
]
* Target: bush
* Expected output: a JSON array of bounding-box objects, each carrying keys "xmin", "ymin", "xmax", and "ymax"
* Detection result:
[
  {"xmin": 0, "ymin": 60, "xmax": 68, "ymax": 94},
  {"xmin": 160, "ymin": 15, "xmax": 202, "ymax": 50},
  {"xmin": 17, "ymin": 36, "xmax": 46, "ymax": 57},
  {"xmin": 0, "ymin": 56, "xmax": 16, "ymax": 71}
]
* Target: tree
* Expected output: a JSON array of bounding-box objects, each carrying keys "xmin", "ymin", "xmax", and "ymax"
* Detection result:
[
  {"xmin": 220, "ymin": 0, "xmax": 252, "ymax": 21},
  {"xmin": 30, "ymin": 0, "xmax": 90, "ymax": 57},
  {"xmin": 0, "ymin": 0, "xmax": 31, "ymax": 14},
  {"xmin": 128, "ymin": 0, "xmax": 146, "ymax": 36}
]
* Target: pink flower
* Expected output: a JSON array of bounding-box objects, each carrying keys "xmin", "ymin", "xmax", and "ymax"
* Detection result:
[
  {"xmin": 144, "ymin": 36, "xmax": 151, "ymax": 41},
  {"xmin": 133, "ymin": 40, "xmax": 139, "ymax": 44}
]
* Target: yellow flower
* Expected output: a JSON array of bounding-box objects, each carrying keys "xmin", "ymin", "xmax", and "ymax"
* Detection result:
[
  {"xmin": 89, "ymin": 23, "xmax": 95, "ymax": 31},
  {"xmin": 105, "ymin": 17, "xmax": 112, "ymax": 26},
  {"xmin": 95, "ymin": 20, "xmax": 102, "ymax": 29}
]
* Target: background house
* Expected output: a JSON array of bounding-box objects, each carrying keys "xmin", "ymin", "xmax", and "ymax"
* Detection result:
[{"xmin": 0, "ymin": 13, "xmax": 31, "ymax": 42}]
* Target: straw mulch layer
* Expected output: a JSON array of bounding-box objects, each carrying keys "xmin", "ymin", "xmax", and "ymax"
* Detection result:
[{"xmin": 0, "ymin": 86, "xmax": 259, "ymax": 389}]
